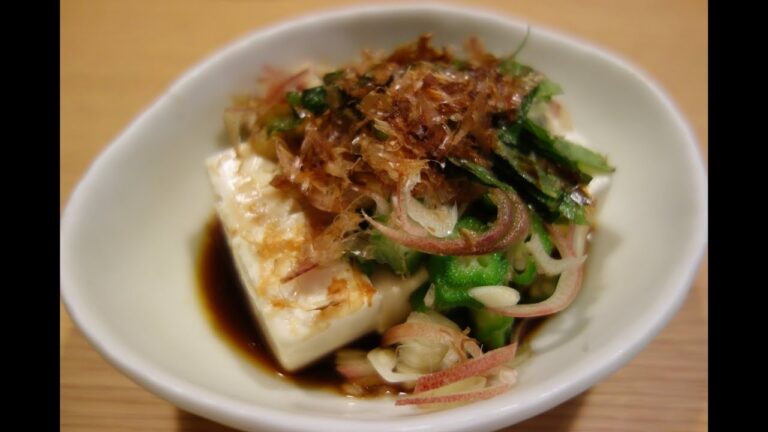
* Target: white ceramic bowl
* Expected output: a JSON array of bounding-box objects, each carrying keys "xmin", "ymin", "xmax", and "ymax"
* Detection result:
[{"xmin": 60, "ymin": 4, "xmax": 707, "ymax": 432}]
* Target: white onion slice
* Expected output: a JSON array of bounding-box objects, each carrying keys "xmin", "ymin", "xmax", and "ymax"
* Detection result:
[
  {"xmin": 573, "ymin": 224, "xmax": 589, "ymax": 256},
  {"xmin": 468, "ymin": 286, "xmax": 521, "ymax": 308},
  {"xmin": 402, "ymin": 172, "xmax": 457, "ymax": 238},
  {"xmin": 335, "ymin": 349, "xmax": 376, "ymax": 379},
  {"xmin": 367, "ymin": 348, "xmax": 423, "ymax": 383},
  {"xmin": 368, "ymin": 192, "xmax": 391, "ymax": 216},
  {"xmin": 525, "ymin": 232, "xmax": 586, "ymax": 276},
  {"xmin": 408, "ymin": 310, "xmax": 461, "ymax": 331},
  {"xmin": 396, "ymin": 339, "xmax": 449, "ymax": 373},
  {"xmin": 494, "ymin": 367, "xmax": 518, "ymax": 386},
  {"xmin": 414, "ymin": 342, "xmax": 518, "ymax": 392},
  {"xmin": 424, "ymin": 284, "xmax": 436, "ymax": 308}
]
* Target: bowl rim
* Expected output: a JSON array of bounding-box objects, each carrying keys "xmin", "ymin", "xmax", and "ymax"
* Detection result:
[{"xmin": 60, "ymin": 3, "xmax": 708, "ymax": 431}]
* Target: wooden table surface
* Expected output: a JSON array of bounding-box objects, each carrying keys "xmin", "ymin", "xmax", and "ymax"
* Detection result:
[{"xmin": 61, "ymin": 1, "xmax": 708, "ymax": 430}]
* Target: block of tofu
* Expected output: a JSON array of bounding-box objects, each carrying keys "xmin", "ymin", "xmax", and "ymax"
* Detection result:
[{"xmin": 206, "ymin": 146, "xmax": 427, "ymax": 371}]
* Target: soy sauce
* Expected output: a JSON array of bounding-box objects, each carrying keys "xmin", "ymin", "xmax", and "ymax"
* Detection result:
[
  {"xmin": 196, "ymin": 215, "xmax": 554, "ymax": 394},
  {"xmin": 196, "ymin": 216, "xmax": 363, "ymax": 392}
]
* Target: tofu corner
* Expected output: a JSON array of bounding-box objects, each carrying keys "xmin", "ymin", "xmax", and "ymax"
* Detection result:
[{"xmin": 206, "ymin": 148, "xmax": 421, "ymax": 372}]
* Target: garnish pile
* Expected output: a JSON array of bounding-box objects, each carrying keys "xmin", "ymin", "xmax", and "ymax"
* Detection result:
[{"xmin": 224, "ymin": 34, "xmax": 614, "ymax": 407}]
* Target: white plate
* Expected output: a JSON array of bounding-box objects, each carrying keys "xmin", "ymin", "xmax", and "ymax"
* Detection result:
[{"xmin": 60, "ymin": 4, "xmax": 707, "ymax": 432}]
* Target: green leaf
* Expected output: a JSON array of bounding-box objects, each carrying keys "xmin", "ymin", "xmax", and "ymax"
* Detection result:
[
  {"xmin": 494, "ymin": 143, "xmax": 563, "ymax": 199},
  {"xmin": 266, "ymin": 116, "xmax": 301, "ymax": 136},
  {"xmin": 497, "ymin": 86, "xmax": 539, "ymax": 147},
  {"xmin": 497, "ymin": 122, "xmax": 523, "ymax": 147},
  {"xmin": 347, "ymin": 253, "xmax": 376, "ymax": 276},
  {"xmin": 553, "ymin": 138, "xmax": 616, "ymax": 175},
  {"xmin": 557, "ymin": 192, "xmax": 588, "ymax": 225},
  {"xmin": 493, "ymin": 139, "xmax": 590, "ymax": 224},
  {"xmin": 448, "ymin": 158, "xmax": 515, "ymax": 193},
  {"xmin": 372, "ymin": 126, "xmax": 389, "ymax": 141},
  {"xmin": 533, "ymin": 79, "xmax": 562, "ymax": 103},
  {"xmin": 451, "ymin": 59, "xmax": 470, "ymax": 70},
  {"xmin": 523, "ymin": 119, "xmax": 614, "ymax": 176},
  {"xmin": 285, "ymin": 91, "xmax": 301, "ymax": 107},
  {"xmin": 498, "ymin": 58, "xmax": 533, "ymax": 77},
  {"xmin": 300, "ymin": 86, "xmax": 329, "ymax": 115},
  {"xmin": 520, "ymin": 121, "xmax": 590, "ymax": 183}
]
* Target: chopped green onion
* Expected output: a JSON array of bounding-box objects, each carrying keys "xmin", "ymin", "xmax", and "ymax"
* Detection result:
[
  {"xmin": 300, "ymin": 86, "xmax": 329, "ymax": 115},
  {"xmin": 285, "ymin": 91, "xmax": 301, "ymax": 107},
  {"xmin": 266, "ymin": 116, "xmax": 301, "ymax": 136}
]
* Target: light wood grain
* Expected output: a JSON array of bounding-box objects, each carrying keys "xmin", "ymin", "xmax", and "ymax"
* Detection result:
[{"xmin": 61, "ymin": 1, "xmax": 708, "ymax": 431}]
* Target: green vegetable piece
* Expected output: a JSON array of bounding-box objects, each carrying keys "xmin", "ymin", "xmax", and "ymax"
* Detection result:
[
  {"xmin": 495, "ymin": 131, "xmax": 592, "ymax": 224},
  {"xmin": 427, "ymin": 217, "xmax": 509, "ymax": 311},
  {"xmin": 497, "ymin": 78, "xmax": 562, "ymax": 149},
  {"xmin": 427, "ymin": 252, "xmax": 509, "ymax": 298},
  {"xmin": 447, "ymin": 159, "xmax": 569, "ymax": 225},
  {"xmin": 510, "ymin": 212, "xmax": 554, "ymax": 284},
  {"xmin": 300, "ymin": 86, "xmax": 329, "ymax": 115},
  {"xmin": 511, "ymin": 255, "xmax": 537, "ymax": 286},
  {"xmin": 447, "ymin": 158, "xmax": 515, "ymax": 194},
  {"xmin": 285, "ymin": 91, "xmax": 301, "ymax": 107},
  {"xmin": 497, "ymin": 122, "xmax": 522, "ymax": 147},
  {"xmin": 498, "ymin": 59, "xmax": 533, "ymax": 77},
  {"xmin": 533, "ymin": 79, "xmax": 563, "ymax": 103},
  {"xmin": 456, "ymin": 154, "xmax": 556, "ymax": 219},
  {"xmin": 557, "ymin": 192, "xmax": 588, "ymax": 225},
  {"xmin": 358, "ymin": 260, "xmax": 376, "ymax": 276},
  {"xmin": 497, "ymin": 89, "xmax": 538, "ymax": 148},
  {"xmin": 451, "ymin": 59, "xmax": 470, "ymax": 70},
  {"xmin": 523, "ymin": 118, "xmax": 614, "ymax": 176},
  {"xmin": 497, "ymin": 27, "xmax": 532, "ymax": 77},
  {"xmin": 266, "ymin": 116, "xmax": 301, "ymax": 136},
  {"xmin": 428, "ymin": 255, "xmax": 489, "ymax": 310},
  {"xmin": 554, "ymin": 138, "xmax": 615, "ymax": 176},
  {"xmin": 322, "ymin": 70, "xmax": 344, "ymax": 85},
  {"xmin": 530, "ymin": 211, "xmax": 553, "ymax": 254},
  {"xmin": 535, "ymin": 81, "xmax": 565, "ymax": 114},
  {"xmin": 494, "ymin": 142, "xmax": 564, "ymax": 200},
  {"xmin": 370, "ymin": 215, "xmax": 424, "ymax": 276},
  {"xmin": 372, "ymin": 126, "xmax": 389, "ymax": 141},
  {"xmin": 470, "ymin": 307, "xmax": 515, "ymax": 350},
  {"xmin": 453, "ymin": 216, "xmax": 488, "ymax": 234},
  {"xmin": 348, "ymin": 253, "xmax": 376, "ymax": 276}
]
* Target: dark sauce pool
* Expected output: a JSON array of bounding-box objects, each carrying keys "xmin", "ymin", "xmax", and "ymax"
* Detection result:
[{"xmin": 196, "ymin": 215, "xmax": 551, "ymax": 395}]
